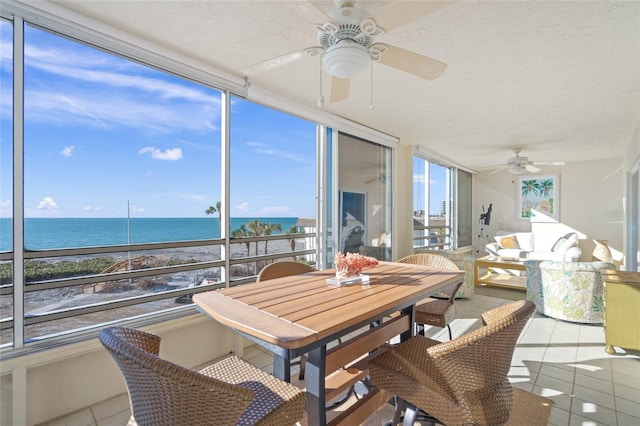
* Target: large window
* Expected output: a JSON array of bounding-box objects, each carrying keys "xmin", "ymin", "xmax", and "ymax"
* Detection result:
[
  {"xmin": 0, "ymin": 18, "xmax": 319, "ymax": 349},
  {"xmin": 0, "ymin": 17, "xmax": 14, "ymax": 345},
  {"xmin": 229, "ymin": 97, "xmax": 317, "ymax": 276},
  {"xmin": 413, "ymin": 156, "xmax": 471, "ymax": 250}
]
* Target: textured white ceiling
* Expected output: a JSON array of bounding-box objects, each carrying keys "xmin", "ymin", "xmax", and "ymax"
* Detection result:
[{"xmin": 52, "ymin": 0, "xmax": 640, "ymax": 172}]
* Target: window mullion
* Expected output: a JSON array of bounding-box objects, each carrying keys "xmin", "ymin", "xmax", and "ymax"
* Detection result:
[{"xmin": 12, "ymin": 15, "xmax": 25, "ymax": 349}]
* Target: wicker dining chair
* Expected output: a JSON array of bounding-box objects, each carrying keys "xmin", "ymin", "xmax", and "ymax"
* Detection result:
[
  {"xmin": 257, "ymin": 260, "xmax": 317, "ymax": 282},
  {"xmin": 257, "ymin": 261, "xmax": 317, "ymax": 380},
  {"xmin": 396, "ymin": 253, "xmax": 463, "ymax": 340},
  {"xmin": 369, "ymin": 300, "xmax": 536, "ymax": 426},
  {"xmin": 99, "ymin": 326, "xmax": 305, "ymax": 426}
]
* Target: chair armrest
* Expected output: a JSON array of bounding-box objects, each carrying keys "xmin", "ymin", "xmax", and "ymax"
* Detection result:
[
  {"xmin": 485, "ymin": 242, "xmax": 500, "ymax": 257},
  {"xmin": 563, "ymin": 246, "xmax": 582, "ymax": 262}
]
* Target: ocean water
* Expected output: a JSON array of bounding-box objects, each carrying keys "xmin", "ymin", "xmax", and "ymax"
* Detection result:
[{"xmin": 0, "ymin": 217, "xmax": 299, "ymax": 251}]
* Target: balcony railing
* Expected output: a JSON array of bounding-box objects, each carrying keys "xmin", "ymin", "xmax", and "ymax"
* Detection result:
[
  {"xmin": 412, "ymin": 224, "xmax": 452, "ymax": 251},
  {"xmin": 0, "ymin": 232, "xmax": 316, "ymax": 349}
]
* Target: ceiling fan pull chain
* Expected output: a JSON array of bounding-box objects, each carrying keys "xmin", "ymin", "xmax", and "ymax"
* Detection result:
[
  {"xmin": 317, "ymin": 66, "xmax": 325, "ymax": 109},
  {"xmin": 369, "ymin": 57, "xmax": 374, "ymax": 110}
]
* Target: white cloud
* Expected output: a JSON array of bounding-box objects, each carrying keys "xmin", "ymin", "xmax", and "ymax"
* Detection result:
[
  {"xmin": 250, "ymin": 144, "xmax": 308, "ymax": 163},
  {"xmin": 21, "ymin": 40, "xmax": 221, "ymax": 134},
  {"xmin": 139, "ymin": 147, "xmax": 183, "ymax": 160},
  {"xmin": 61, "ymin": 145, "xmax": 75, "ymax": 157},
  {"xmin": 234, "ymin": 202, "xmax": 249, "ymax": 213},
  {"xmin": 82, "ymin": 205, "xmax": 101, "ymax": 211},
  {"xmin": 1, "ymin": 200, "xmax": 11, "ymax": 209},
  {"xmin": 37, "ymin": 196, "xmax": 58, "ymax": 210}
]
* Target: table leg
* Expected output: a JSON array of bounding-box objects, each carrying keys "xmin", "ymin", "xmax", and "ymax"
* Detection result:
[
  {"xmin": 272, "ymin": 354, "xmax": 291, "ymax": 382},
  {"xmin": 305, "ymin": 345, "xmax": 327, "ymax": 426}
]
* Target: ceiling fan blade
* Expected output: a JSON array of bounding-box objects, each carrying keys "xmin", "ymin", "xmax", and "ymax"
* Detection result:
[
  {"xmin": 378, "ymin": 44, "xmax": 447, "ymax": 80},
  {"xmin": 531, "ymin": 161, "xmax": 566, "ymax": 166},
  {"xmin": 488, "ymin": 166, "xmax": 508, "ymax": 175},
  {"xmin": 297, "ymin": 1, "xmax": 333, "ymax": 25},
  {"xmin": 525, "ymin": 164, "xmax": 541, "ymax": 173},
  {"xmin": 371, "ymin": 1, "xmax": 453, "ymax": 33},
  {"xmin": 330, "ymin": 76, "xmax": 350, "ymax": 103},
  {"xmin": 242, "ymin": 47, "xmax": 321, "ymax": 76}
]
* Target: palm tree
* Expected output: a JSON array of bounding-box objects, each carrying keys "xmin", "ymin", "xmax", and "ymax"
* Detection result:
[
  {"xmin": 539, "ymin": 179, "xmax": 554, "ymax": 198},
  {"xmin": 520, "ymin": 180, "xmax": 541, "ymax": 198},
  {"xmin": 205, "ymin": 201, "xmax": 222, "ymax": 237},
  {"xmin": 286, "ymin": 225, "xmax": 299, "ymax": 252},
  {"xmin": 246, "ymin": 219, "xmax": 262, "ymax": 256},
  {"xmin": 261, "ymin": 222, "xmax": 282, "ymax": 255},
  {"xmin": 231, "ymin": 225, "xmax": 250, "ymax": 256}
]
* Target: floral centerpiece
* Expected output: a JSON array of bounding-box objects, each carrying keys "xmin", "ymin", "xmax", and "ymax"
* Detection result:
[{"xmin": 333, "ymin": 252, "xmax": 379, "ymax": 280}]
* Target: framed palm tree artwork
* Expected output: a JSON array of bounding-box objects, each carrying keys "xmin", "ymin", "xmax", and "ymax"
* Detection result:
[{"xmin": 517, "ymin": 174, "xmax": 559, "ymax": 221}]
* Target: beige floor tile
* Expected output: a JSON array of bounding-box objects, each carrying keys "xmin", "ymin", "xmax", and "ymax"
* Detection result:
[
  {"xmin": 96, "ymin": 410, "xmax": 130, "ymax": 426},
  {"xmin": 90, "ymin": 394, "xmax": 129, "ymax": 422},
  {"xmin": 616, "ymin": 411, "xmax": 640, "ymax": 426},
  {"xmin": 43, "ymin": 409, "xmax": 95, "ymax": 426},
  {"xmin": 614, "ymin": 382, "xmax": 640, "ymax": 402},
  {"xmin": 615, "ymin": 395, "xmax": 640, "ymax": 419}
]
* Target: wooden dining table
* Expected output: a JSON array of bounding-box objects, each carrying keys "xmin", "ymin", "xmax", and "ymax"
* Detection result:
[{"xmin": 193, "ymin": 261, "xmax": 464, "ymax": 426}]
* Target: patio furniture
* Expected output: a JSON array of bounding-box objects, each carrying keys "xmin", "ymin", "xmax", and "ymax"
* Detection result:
[
  {"xmin": 257, "ymin": 260, "xmax": 316, "ymax": 282},
  {"xmin": 396, "ymin": 253, "xmax": 463, "ymax": 339},
  {"xmin": 475, "ymin": 255, "xmax": 527, "ymax": 290},
  {"xmin": 524, "ymin": 260, "xmax": 616, "ymax": 323},
  {"xmin": 369, "ymin": 300, "xmax": 537, "ymax": 426},
  {"xmin": 99, "ymin": 326, "xmax": 306, "ymax": 426},
  {"xmin": 193, "ymin": 262, "xmax": 464, "ymax": 426},
  {"xmin": 257, "ymin": 261, "xmax": 317, "ymax": 380}
]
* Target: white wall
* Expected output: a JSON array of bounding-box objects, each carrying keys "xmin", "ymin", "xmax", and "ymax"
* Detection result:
[{"xmin": 475, "ymin": 159, "xmax": 624, "ymax": 260}]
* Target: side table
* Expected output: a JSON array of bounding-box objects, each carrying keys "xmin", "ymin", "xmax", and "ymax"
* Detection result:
[{"xmin": 474, "ymin": 256, "xmax": 526, "ymax": 290}]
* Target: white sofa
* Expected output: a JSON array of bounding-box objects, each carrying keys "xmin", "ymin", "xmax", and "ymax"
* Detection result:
[{"xmin": 485, "ymin": 231, "xmax": 581, "ymax": 262}]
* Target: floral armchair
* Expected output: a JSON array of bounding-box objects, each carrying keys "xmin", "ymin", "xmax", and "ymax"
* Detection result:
[{"xmin": 524, "ymin": 260, "xmax": 616, "ymax": 323}]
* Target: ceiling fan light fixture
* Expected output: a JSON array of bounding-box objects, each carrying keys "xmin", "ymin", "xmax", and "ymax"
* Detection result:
[
  {"xmin": 508, "ymin": 164, "xmax": 526, "ymax": 174},
  {"xmin": 322, "ymin": 40, "xmax": 370, "ymax": 79}
]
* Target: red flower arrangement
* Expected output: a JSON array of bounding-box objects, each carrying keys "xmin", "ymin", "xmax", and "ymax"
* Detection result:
[{"xmin": 334, "ymin": 252, "xmax": 379, "ymax": 279}]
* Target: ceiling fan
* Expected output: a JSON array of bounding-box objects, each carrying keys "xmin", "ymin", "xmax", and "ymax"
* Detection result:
[
  {"xmin": 242, "ymin": 0, "xmax": 449, "ymax": 103},
  {"xmin": 489, "ymin": 149, "xmax": 566, "ymax": 175}
]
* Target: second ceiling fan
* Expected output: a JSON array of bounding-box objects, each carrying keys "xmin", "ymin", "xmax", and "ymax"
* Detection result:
[
  {"xmin": 242, "ymin": 0, "xmax": 450, "ymax": 103},
  {"xmin": 490, "ymin": 149, "xmax": 566, "ymax": 175}
]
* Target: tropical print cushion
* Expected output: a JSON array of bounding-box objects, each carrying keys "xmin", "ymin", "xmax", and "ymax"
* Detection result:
[{"xmin": 524, "ymin": 260, "xmax": 615, "ymax": 323}]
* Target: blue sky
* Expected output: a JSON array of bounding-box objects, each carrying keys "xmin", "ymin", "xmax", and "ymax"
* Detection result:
[
  {"xmin": 413, "ymin": 157, "xmax": 448, "ymax": 216},
  {"xmin": 0, "ymin": 22, "xmax": 317, "ymax": 219}
]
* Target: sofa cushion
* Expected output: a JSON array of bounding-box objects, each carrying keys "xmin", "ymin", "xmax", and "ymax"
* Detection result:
[
  {"xmin": 495, "ymin": 234, "xmax": 518, "ymax": 249},
  {"xmin": 515, "ymin": 232, "xmax": 535, "ymax": 251},
  {"xmin": 528, "ymin": 251, "xmax": 566, "ymax": 262},
  {"xmin": 552, "ymin": 232, "xmax": 578, "ymax": 254}
]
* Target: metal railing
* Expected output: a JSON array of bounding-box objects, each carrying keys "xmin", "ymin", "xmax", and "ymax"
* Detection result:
[
  {"xmin": 0, "ymin": 232, "xmax": 316, "ymax": 348},
  {"xmin": 412, "ymin": 224, "xmax": 452, "ymax": 251}
]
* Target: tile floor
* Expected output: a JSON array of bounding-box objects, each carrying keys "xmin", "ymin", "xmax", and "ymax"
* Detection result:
[{"xmin": 42, "ymin": 292, "xmax": 640, "ymax": 426}]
